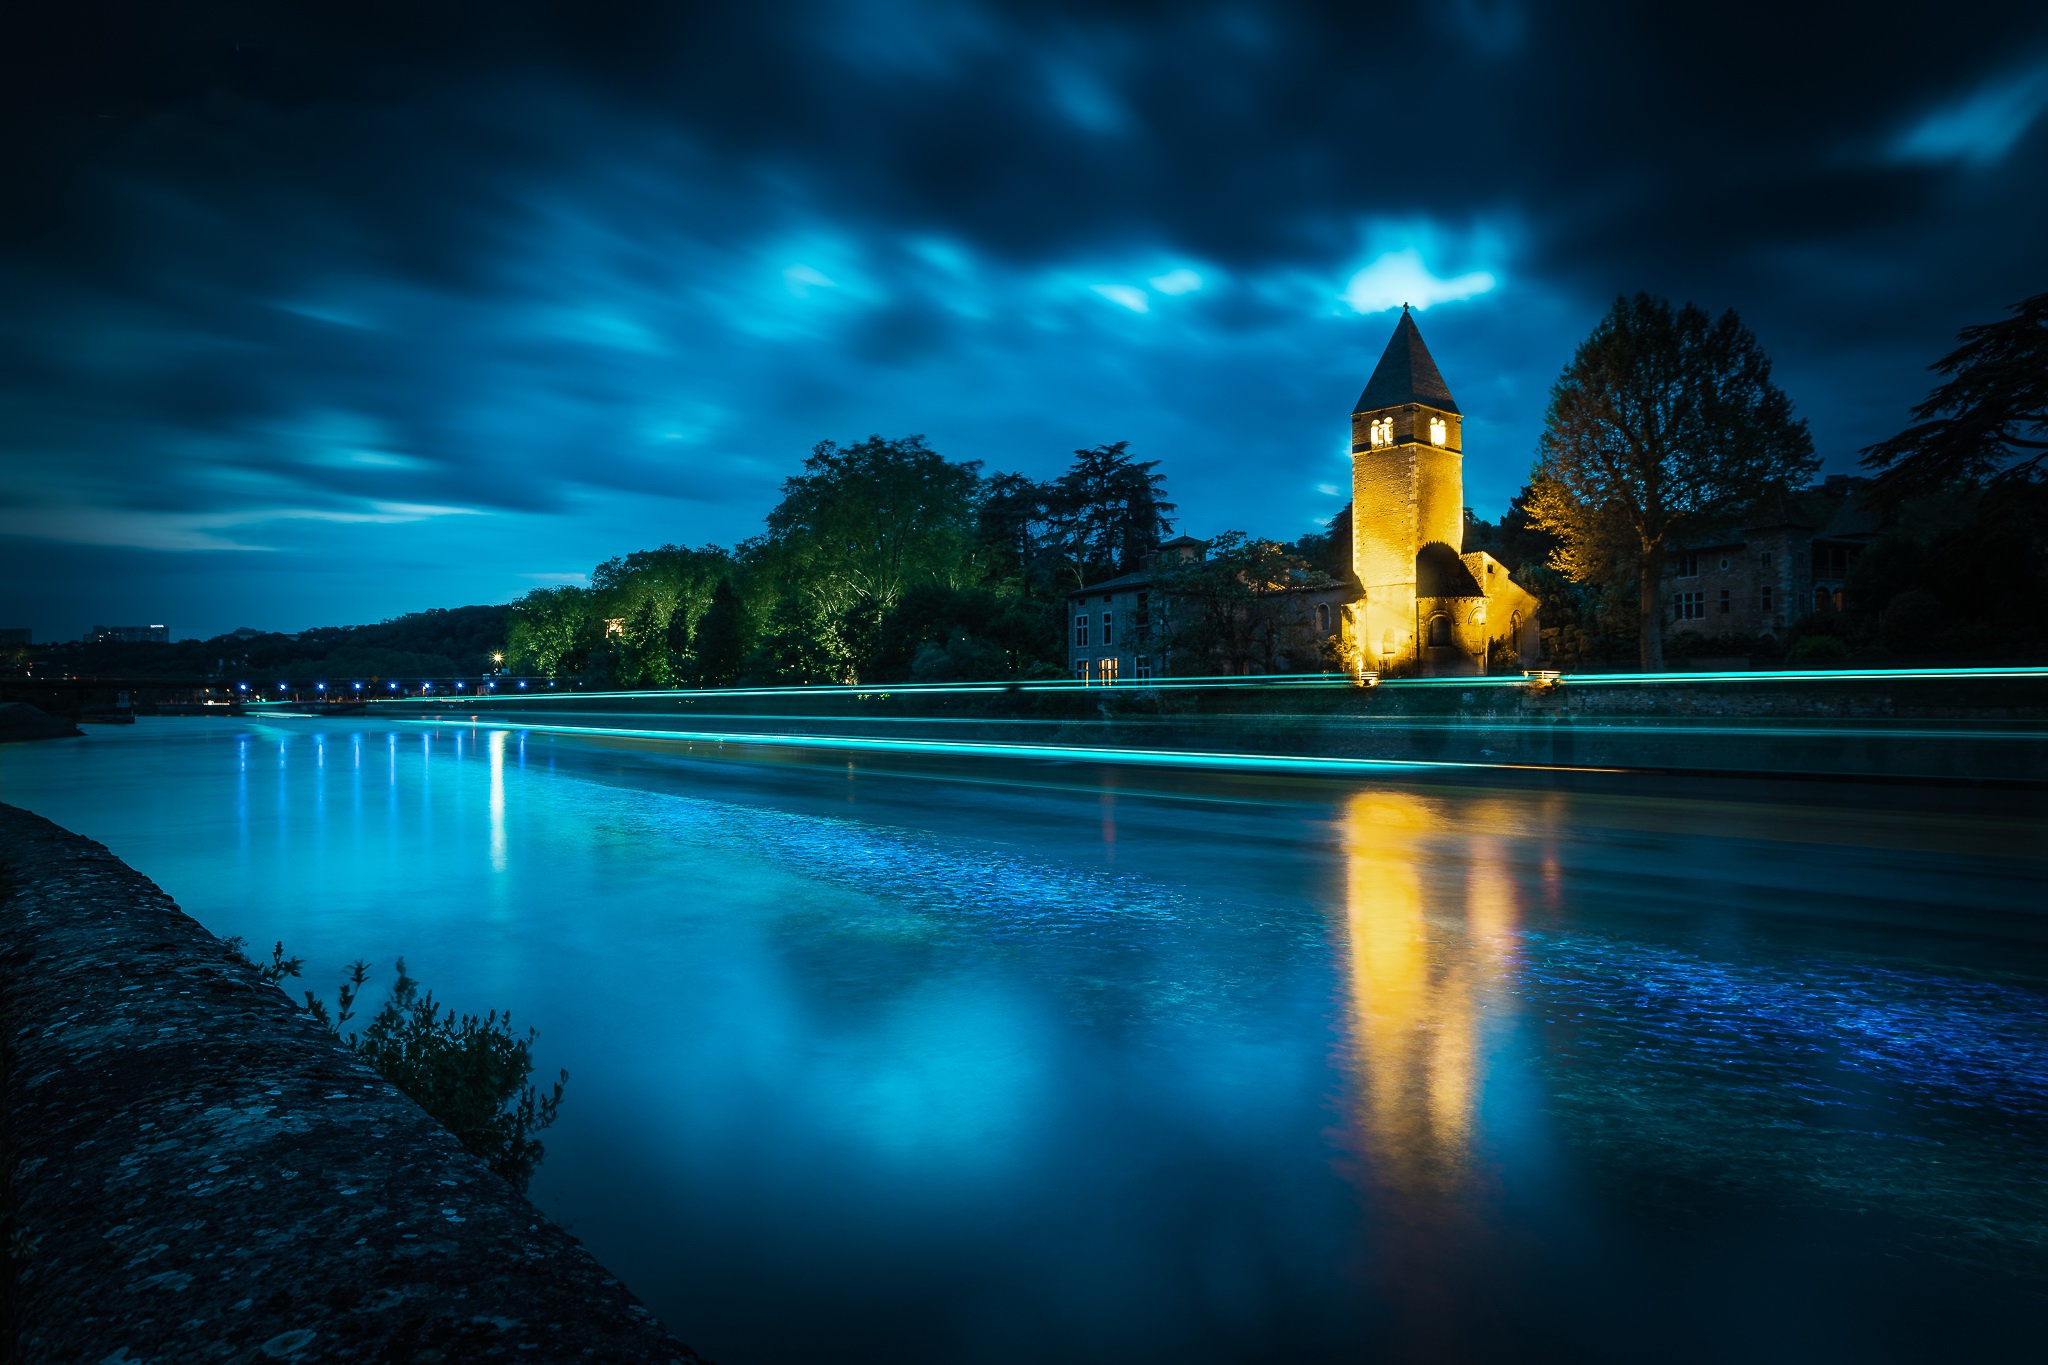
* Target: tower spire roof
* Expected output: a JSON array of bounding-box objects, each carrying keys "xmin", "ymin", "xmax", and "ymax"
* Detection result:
[{"xmin": 1353, "ymin": 307, "xmax": 1460, "ymax": 415}]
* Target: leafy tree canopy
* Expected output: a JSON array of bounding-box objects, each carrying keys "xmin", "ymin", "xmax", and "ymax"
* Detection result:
[
  {"xmin": 1527, "ymin": 293, "xmax": 1816, "ymax": 668},
  {"xmin": 1050, "ymin": 441, "xmax": 1176, "ymax": 586},
  {"xmin": 766, "ymin": 434, "xmax": 983, "ymax": 615},
  {"xmin": 1155, "ymin": 530, "xmax": 1334, "ymax": 676}
]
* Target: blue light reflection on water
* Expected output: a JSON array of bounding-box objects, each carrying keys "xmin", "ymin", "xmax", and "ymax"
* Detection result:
[{"xmin": 3, "ymin": 719, "xmax": 2047, "ymax": 1362}]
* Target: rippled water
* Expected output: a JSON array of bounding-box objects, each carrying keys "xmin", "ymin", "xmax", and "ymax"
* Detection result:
[{"xmin": 3, "ymin": 718, "xmax": 2045, "ymax": 1362}]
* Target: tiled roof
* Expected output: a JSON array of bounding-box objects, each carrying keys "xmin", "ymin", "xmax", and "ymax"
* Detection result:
[
  {"xmin": 1065, "ymin": 571, "xmax": 1152, "ymax": 598},
  {"xmin": 1353, "ymin": 309, "xmax": 1460, "ymax": 415}
]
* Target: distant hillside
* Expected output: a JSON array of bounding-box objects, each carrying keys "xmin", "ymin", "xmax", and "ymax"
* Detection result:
[{"xmin": 20, "ymin": 605, "xmax": 512, "ymax": 681}]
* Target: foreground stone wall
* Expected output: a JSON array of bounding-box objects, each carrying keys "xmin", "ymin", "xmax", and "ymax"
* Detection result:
[{"xmin": 0, "ymin": 803, "xmax": 705, "ymax": 1364}]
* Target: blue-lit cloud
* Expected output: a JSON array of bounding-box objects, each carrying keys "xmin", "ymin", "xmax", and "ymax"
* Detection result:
[
  {"xmin": 1890, "ymin": 62, "xmax": 2048, "ymax": 167},
  {"xmin": 0, "ymin": 3, "xmax": 2043, "ymax": 639},
  {"xmin": 1341, "ymin": 248, "xmax": 1500, "ymax": 314}
]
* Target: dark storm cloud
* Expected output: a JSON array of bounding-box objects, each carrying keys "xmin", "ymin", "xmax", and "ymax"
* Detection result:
[{"xmin": 2, "ymin": 1, "xmax": 2045, "ymax": 638}]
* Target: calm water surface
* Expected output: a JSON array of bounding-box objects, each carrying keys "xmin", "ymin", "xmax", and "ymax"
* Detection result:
[{"xmin": 3, "ymin": 718, "xmax": 2046, "ymax": 1362}]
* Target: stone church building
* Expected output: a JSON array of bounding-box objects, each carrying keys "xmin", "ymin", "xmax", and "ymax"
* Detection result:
[
  {"xmin": 1067, "ymin": 309, "xmax": 1540, "ymax": 680},
  {"xmin": 1343, "ymin": 309, "xmax": 1539, "ymax": 676}
]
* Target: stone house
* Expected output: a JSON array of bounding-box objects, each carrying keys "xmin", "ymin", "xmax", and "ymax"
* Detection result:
[
  {"xmin": 1662, "ymin": 476, "xmax": 1879, "ymax": 646},
  {"xmin": 1063, "ymin": 536, "xmax": 1357, "ymax": 681}
]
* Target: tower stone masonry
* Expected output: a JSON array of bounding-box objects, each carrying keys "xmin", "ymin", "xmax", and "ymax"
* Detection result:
[{"xmin": 1347, "ymin": 309, "xmax": 1540, "ymax": 676}]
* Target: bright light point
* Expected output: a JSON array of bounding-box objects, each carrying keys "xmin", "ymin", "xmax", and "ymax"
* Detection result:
[
  {"xmin": 1148, "ymin": 268, "xmax": 1202, "ymax": 295},
  {"xmin": 1342, "ymin": 248, "xmax": 1496, "ymax": 313},
  {"xmin": 1092, "ymin": 284, "xmax": 1150, "ymax": 313},
  {"xmin": 783, "ymin": 263, "xmax": 836, "ymax": 293},
  {"xmin": 1891, "ymin": 63, "xmax": 2048, "ymax": 167}
]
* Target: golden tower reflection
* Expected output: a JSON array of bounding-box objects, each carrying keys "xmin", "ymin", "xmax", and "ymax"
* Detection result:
[{"xmin": 1336, "ymin": 791, "xmax": 1522, "ymax": 1196}]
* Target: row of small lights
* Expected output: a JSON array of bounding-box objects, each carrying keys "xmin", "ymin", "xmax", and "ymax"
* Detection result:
[
  {"xmin": 235, "ymin": 680, "xmax": 551, "ymax": 694},
  {"xmin": 235, "ymin": 651, "xmax": 534, "ymax": 698}
]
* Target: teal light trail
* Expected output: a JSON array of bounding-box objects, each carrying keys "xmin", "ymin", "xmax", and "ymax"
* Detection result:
[
  {"xmin": 238, "ymin": 663, "xmax": 2048, "ymax": 708},
  {"xmin": 363, "ymin": 718, "xmax": 1607, "ymax": 776}
]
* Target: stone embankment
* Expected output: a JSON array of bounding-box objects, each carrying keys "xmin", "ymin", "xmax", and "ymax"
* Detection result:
[{"xmin": 0, "ymin": 802, "xmax": 706, "ymax": 1364}]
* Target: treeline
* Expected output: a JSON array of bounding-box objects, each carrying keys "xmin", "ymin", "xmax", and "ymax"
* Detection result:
[
  {"xmin": 1471, "ymin": 289, "xmax": 2048, "ymax": 670},
  {"xmin": 20, "ymin": 605, "xmax": 512, "ymax": 681},
  {"xmin": 507, "ymin": 437, "xmax": 1205, "ymax": 686}
]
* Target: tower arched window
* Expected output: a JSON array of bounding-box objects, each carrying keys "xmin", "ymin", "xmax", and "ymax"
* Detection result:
[
  {"xmin": 1369, "ymin": 416, "xmax": 1393, "ymax": 447},
  {"xmin": 1429, "ymin": 416, "xmax": 1448, "ymax": 445}
]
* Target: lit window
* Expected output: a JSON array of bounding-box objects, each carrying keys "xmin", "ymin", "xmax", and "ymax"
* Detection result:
[
  {"xmin": 1073, "ymin": 662, "xmax": 1089, "ymax": 681},
  {"xmin": 1428, "ymin": 416, "xmax": 1447, "ymax": 445},
  {"xmin": 1098, "ymin": 657, "xmax": 1119, "ymax": 684},
  {"xmin": 1074, "ymin": 613, "xmax": 1089, "ymax": 648},
  {"xmin": 1369, "ymin": 416, "xmax": 1393, "ymax": 447},
  {"xmin": 1101, "ymin": 610, "xmax": 1114, "ymax": 646}
]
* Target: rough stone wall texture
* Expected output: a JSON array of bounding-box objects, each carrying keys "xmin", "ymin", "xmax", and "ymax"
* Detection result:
[
  {"xmin": 1350, "ymin": 442, "xmax": 1421, "ymax": 594},
  {"xmin": 0, "ymin": 802, "xmax": 707, "ymax": 1365},
  {"xmin": 1349, "ymin": 403, "xmax": 1475, "ymax": 675}
]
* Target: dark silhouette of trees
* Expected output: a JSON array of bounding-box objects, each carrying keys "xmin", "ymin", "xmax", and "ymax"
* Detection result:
[
  {"xmin": 1862, "ymin": 290, "xmax": 2048, "ymax": 505},
  {"xmin": 693, "ymin": 579, "xmax": 749, "ymax": 686},
  {"xmin": 1155, "ymin": 531, "xmax": 1333, "ymax": 675},
  {"xmin": 1528, "ymin": 293, "xmax": 1816, "ymax": 669},
  {"xmin": 1049, "ymin": 441, "xmax": 1176, "ymax": 586}
]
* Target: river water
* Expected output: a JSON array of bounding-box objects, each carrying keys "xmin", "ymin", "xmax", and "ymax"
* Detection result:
[{"xmin": 3, "ymin": 717, "xmax": 2045, "ymax": 1362}]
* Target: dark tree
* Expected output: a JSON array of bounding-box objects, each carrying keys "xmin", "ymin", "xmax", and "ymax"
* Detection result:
[
  {"xmin": 1862, "ymin": 290, "xmax": 2048, "ymax": 504},
  {"xmin": 975, "ymin": 471, "xmax": 1059, "ymax": 589},
  {"xmin": 1155, "ymin": 531, "xmax": 1333, "ymax": 676},
  {"xmin": 1528, "ymin": 294, "xmax": 1817, "ymax": 669},
  {"xmin": 664, "ymin": 598, "xmax": 693, "ymax": 683},
  {"xmin": 694, "ymin": 579, "xmax": 750, "ymax": 686},
  {"xmin": 1049, "ymin": 442, "xmax": 1176, "ymax": 586}
]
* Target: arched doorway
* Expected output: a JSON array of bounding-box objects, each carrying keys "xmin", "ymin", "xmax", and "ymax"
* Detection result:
[{"xmin": 1427, "ymin": 614, "xmax": 1452, "ymax": 647}]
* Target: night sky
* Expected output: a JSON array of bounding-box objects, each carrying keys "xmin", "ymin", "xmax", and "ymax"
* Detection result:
[{"xmin": 4, "ymin": 2, "xmax": 2045, "ymax": 641}]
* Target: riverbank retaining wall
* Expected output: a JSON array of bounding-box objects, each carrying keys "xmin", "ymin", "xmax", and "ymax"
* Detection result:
[
  {"xmin": 356, "ymin": 673, "xmax": 2048, "ymax": 784},
  {"xmin": 0, "ymin": 802, "xmax": 705, "ymax": 1364}
]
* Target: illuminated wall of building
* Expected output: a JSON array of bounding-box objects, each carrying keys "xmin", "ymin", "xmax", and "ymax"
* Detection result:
[{"xmin": 1346, "ymin": 313, "xmax": 1540, "ymax": 676}]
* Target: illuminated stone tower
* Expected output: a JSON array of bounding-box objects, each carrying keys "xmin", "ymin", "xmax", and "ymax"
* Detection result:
[{"xmin": 1348, "ymin": 308, "xmax": 1538, "ymax": 675}]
